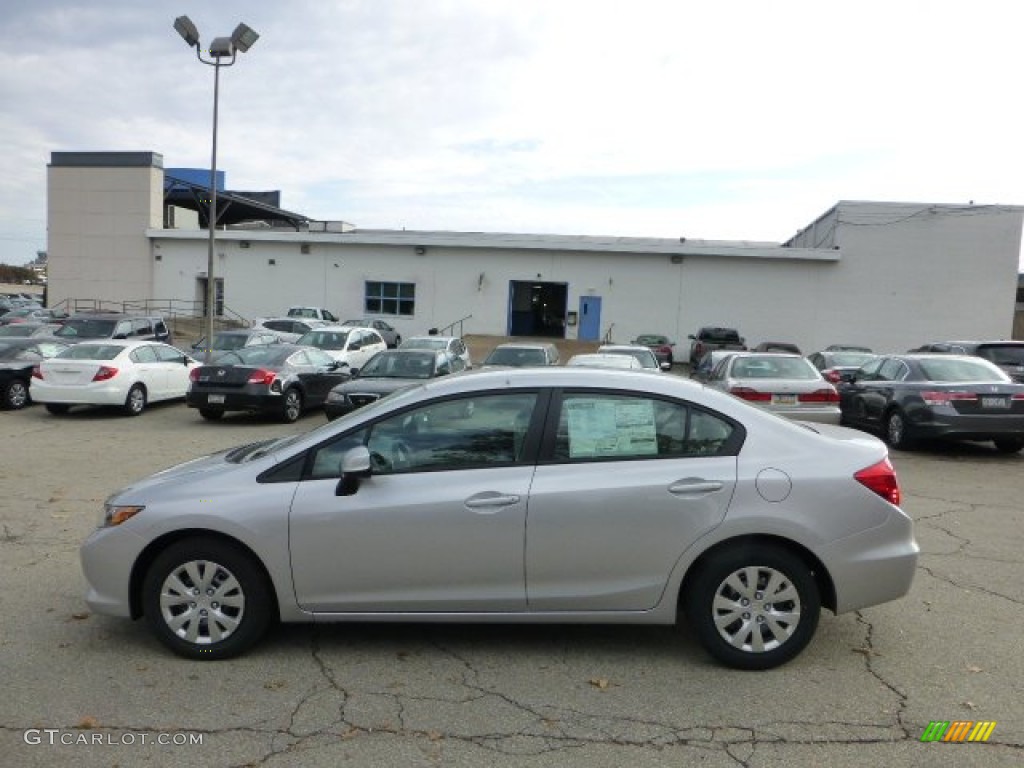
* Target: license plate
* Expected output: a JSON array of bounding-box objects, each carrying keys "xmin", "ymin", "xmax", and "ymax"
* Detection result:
[
  {"xmin": 772, "ymin": 394, "xmax": 797, "ymax": 406},
  {"xmin": 208, "ymin": 394, "xmax": 226, "ymax": 404},
  {"xmin": 981, "ymin": 396, "xmax": 1009, "ymax": 408}
]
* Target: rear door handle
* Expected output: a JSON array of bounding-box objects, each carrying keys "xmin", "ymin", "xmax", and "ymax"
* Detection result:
[
  {"xmin": 465, "ymin": 493, "xmax": 521, "ymax": 512},
  {"xmin": 668, "ymin": 480, "xmax": 724, "ymax": 495}
]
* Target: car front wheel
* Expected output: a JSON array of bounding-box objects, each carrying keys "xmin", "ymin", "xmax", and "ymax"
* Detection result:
[
  {"xmin": 686, "ymin": 544, "xmax": 820, "ymax": 670},
  {"xmin": 142, "ymin": 538, "xmax": 273, "ymax": 660},
  {"xmin": 123, "ymin": 384, "xmax": 147, "ymax": 416},
  {"xmin": 281, "ymin": 388, "xmax": 303, "ymax": 423}
]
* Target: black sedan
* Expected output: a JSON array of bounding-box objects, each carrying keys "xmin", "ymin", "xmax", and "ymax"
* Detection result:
[
  {"xmin": 324, "ymin": 348, "xmax": 457, "ymax": 420},
  {"xmin": 807, "ymin": 350, "xmax": 878, "ymax": 384},
  {"xmin": 0, "ymin": 338, "xmax": 71, "ymax": 409},
  {"xmin": 186, "ymin": 344, "xmax": 350, "ymax": 423},
  {"xmin": 838, "ymin": 354, "xmax": 1024, "ymax": 452}
]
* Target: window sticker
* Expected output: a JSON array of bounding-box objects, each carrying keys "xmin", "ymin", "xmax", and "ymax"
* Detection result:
[{"xmin": 566, "ymin": 398, "xmax": 657, "ymax": 458}]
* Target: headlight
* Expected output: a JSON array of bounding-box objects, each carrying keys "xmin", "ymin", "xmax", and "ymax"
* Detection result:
[
  {"xmin": 103, "ymin": 504, "xmax": 145, "ymax": 527},
  {"xmin": 326, "ymin": 391, "xmax": 346, "ymax": 403}
]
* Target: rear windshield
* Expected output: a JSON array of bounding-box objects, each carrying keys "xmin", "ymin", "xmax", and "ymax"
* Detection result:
[
  {"xmin": 732, "ymin": 356, "xmax": 818, "ymax": 379},
  {"xmin": 829, "ymin": 352, "xmax": 876, "ymax": 367},
  {"xmin": 485, "ymin": 347, "xmax": 547, "ymax": 366},
  {"xmin": 215, "ymin": 346, "xmax": 294, "ymax": 366},
  {"xmin": 212, "ymin": 333, "xmax": 249, "ymax": 350},
  {"xmin": 56, "ymin": 344, "xmax": 124, "ymax": 361},
  {"xmin": 401, "ymin": 338, "xmax": 445, "ymax": 350},
  {"xmin": 54, "ymin": 318, "xmax": 117, "ymax": 338},
  {"xmin": 361, "ymin": 351, "xmax": 435, "ymax": 378},
  {"xmin": 296, "ymin": 330, "xmax": 350, "ymax": 349},
  {"xmin": 975, "ymin": 344, "xmax": 1024, "ymax": 367},
  {"xmin": 919, "ymin": 358, "xmax": 1009, "ymax": 382}
]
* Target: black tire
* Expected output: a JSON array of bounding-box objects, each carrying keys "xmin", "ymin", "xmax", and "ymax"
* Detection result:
[
  {"xmin": 45, "ymin": 403, "xmax": 70, "ymax": 415},
  {"xmin": 2, "ymin": 378, "xmax": 29, "ymax": 410},
  {"xmin": 993, "ymin": 438, "xmax": 1024, "ymax": 454},
  {"xmin": 199, "ymin": 408, "xmax": 224, "ymax": 421},
  {"xmin": 884, "ymin": 409, "xmax": 914, "ymax": 450},
  {"xmin": 686, "ymin": 543, "xmax": 820, "ymax": 670},
  {"xmin": 280, "ymin": 388, "xmax": 303, "ymax": 423},
  {"xmin": 123, "ymin": 384, "xmax": 147, "ymax": 416},
  {"xmin": 142, "ymin": 538, "xmax": 273, "ymax": 660}
]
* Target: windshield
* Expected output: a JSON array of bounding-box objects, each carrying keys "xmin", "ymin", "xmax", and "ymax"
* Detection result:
[
  {"xmin": 634, "ymin": 335, "xmax": 668, "ymax": 345},
  {"xmin": 296, "ymin": 330, "xmax": 350, "ymax": 350},
  {"xmin": 975, "ymin": 344, "xmax": 1024, "ymax": 367},
  {"xmin": 602, "ymin": 348, "xmax": 657, "ymax": 368},
  {"xmin": 828, "ymin": 352, "xmax": 876, "ymax": 367},
  {"xmin": 401, "ymin": 338, "xmax": 445, "ymax": 351},
  {"xmin": 361, "ymin": 351, "xmax": 436, "ymax": 378},
  {"xmin": 919, "ymin": 358, "xmax": 1009, "ymax": 382},
  {"xmin": 54, "ymin": 318, "xmax": 116, "ymax": 338},
  {"xmin": 210, "ymin": 333, "xmax": 249, "ymax": 350}
]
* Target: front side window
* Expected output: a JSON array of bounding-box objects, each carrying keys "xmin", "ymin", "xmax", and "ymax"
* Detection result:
[
  {"xmin": 365, "ymin": 281, "xmax": 415, "ymax": 316},
  {"xmin": 551, "ymin": 393, "xmax": 738, "ymax": 462}
]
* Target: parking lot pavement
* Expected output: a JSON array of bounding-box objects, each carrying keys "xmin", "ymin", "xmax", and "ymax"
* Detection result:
[{"xmin": 1, "ymin": 401, "xmax": 1023, "ymax": 767}]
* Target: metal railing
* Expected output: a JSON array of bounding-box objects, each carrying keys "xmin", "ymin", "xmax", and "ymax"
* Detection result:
[
  {"xmin": 435, "ymin": 314, "xmax": 473, "ymax": 337},
  {"xmin": 602, "ymin": 323, "xmax": 615, "ymax": 344},
  {"xmin": 52, "ymin": 298, "xmax": 250, "ymax": 339}
]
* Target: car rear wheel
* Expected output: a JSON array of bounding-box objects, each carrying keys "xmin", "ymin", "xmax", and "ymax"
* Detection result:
[
  {"xmin": 142, "ymin": 538, "xmax": 273, "ymax": 660},
  {"xmin": 885, "ymin": 409, "xmax": 914, "ymax": 450},
  {"xmin": 993, "ymin": 438, "xmax": 1024, "ymax": 454},
  {"xmin": 123, "ymin": 384, "xmax": 147, "ymax": 416},
  {"xmin": 2, "ymin": 379, "xmax": 29, "ymax": 410},
  {"xmin": 281, "ymin": 388, "xmax": 303, "ymax": 423},
  {"xmin": 686, "ymin": 544, "xmax": 820, "ymax": 670},
  {"xmin": 199, "ymin": 408, "xmax": 224, "ymax": 421},
  {"xmin": 45, "ymin": 403, "xmax": 70, "ymax": 415}
]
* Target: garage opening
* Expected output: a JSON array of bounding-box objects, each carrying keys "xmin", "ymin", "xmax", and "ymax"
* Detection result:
[{"xmin": 507, "ymin": 281, "xmax": 568, "ymax": 338}]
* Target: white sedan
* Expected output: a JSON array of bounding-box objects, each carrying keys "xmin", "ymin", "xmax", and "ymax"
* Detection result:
[
  {"xmin": 294, "ymin": 326, "xmax": 388, "ymax": 372},
  {"xmin": 31, "ymin": 340, "xmax": 199, "ymax": 416}
]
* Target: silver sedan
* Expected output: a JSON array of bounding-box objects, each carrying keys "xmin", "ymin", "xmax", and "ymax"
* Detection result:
[
  {"xmin": 704, "ymin": 352, "xmax": 842, "ymax": 424},
  {"xmin": 80, "ymin": 367, "xmax": 916, "ymax": 670}
]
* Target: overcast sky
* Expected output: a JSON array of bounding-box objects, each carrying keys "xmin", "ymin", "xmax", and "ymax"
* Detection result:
[{"xmin": 3, "ymin": 1, "xmax": 1024, "ymax": 268}]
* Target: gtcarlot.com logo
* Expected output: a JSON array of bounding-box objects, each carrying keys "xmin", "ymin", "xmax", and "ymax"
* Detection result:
[{"xmin": 920, "ymin": 720, "xmax": 996, "ymax": 743}]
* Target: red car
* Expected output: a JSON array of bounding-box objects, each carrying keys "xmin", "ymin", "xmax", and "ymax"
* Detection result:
[{"xmin": 632, "ymin": 334, "xmax": 675, "ymax": 367}]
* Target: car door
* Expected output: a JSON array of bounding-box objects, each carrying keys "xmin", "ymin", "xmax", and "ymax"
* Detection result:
[
  {"xmin": 129, "ymin": 345, "xmax": 163, "ymax": 397},
  {"xmin": 152, "ymin": 343, "xmax": 193, "ymax": 399},
  {"xmin": 858, "ymin": 358, "xmax": 906, "ymax": 425},
  {"xmin": 525, "ymin": 390, "xmax": 739, "ymax": 611},
  {"xmin": 303, "ymin": 348, "xmax": 345, "ymax": 405},
  {"xmin": 288, "ymin": 391, "xmax": 542, "ymax": 612}
]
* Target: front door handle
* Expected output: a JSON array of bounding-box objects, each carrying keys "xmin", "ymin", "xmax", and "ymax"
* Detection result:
[
  {"xmin": 668, "ymin": 480, "xmax": 724, "ymax": 495},
  {"xmin": 465, "ymin": 493, "xmax": 521, "ymax": 512}
]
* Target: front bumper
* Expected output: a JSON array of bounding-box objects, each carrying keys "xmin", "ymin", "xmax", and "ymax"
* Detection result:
[{"xmin": 80, "ymin": 525, "xmax": 148, "ymax": 618}]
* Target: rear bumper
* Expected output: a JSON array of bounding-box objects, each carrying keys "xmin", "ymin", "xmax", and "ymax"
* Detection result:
[
  {"xmin": 909, "ymin": 411, "xmax": 1024, "ymax": 441},
  {"xmin": 186, "ymin": 389, "xmax": 281, "ymax": 413},
  {"xmin": 30, "ymin": 381, "xmax": 127, "ymax": 406}
]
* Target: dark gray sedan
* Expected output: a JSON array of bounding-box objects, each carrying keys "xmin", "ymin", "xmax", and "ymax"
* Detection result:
[
  {"xmin": 186, "ymin": 344, "xmax": 349, "ymax": 423},
  {"xmin": 838, "ymin": 354, "xmax": 1024, "ymax": 452}
]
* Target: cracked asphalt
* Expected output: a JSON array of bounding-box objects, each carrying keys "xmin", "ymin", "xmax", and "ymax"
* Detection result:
[{"xmin": 1, "ymin": 398, "xmax": 1022, "ymax": 767}]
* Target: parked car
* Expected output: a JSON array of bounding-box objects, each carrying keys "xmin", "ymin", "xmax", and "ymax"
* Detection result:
[
  {"xmin": 687, "ymin": 327, "xmax": 746, "ymax": 366},
  {"xmin": 294, "ymin": 326, "xmax": 388, "ymax": 371},
  {"xmin": 704, "ymin": 352, "xmax": 841, "ymax": 424},
  {"xmin": 400, "ymin": 335, "xmax": 472, "ymax": 369},
  {"xmin": 633, "ymin": 334, "xmax": 677, "ymax": 367},
  {"xmin": 0, "ymin": 306, "xmax": 68, "ymax": 325},
  {"xmin": 340, "ymin": 318, "xmax": 402, "ymax": 348},
  {"xmin": 53, "ymin": 313, "xmax": 173, "ymax": 345},
  {"xmin": 566, "ymin": 353, "xmax": 644, "ymax": 370},
  {"xmin": 0, "ymin": 338, "xmax": 71, "ymax": 410},
  {"xmin": 251, "ymin": 317, "xmax": 329, "ymax": 343},
  {"xmin": 807, "ymin": 350, "xmax": 879, "ymax": 384},
  {"xmin": 190, "ymin": 329, "xmax": 282, "ymax": 356},
  {"xmin": 185, "ymin": 343, "xmax": 349, "ymax": 423},
  {"xmin": 597, "ymin": 344, "xmax": 665, "ymax": 371},
  {"xmin": 324, "ymin": 348, "xmax": 461, "ymax": 420},
  {"xmin": 690, "ymin": 349, "xmax": 741, "ymax": 383},
  {"xmin": 481, "ymin": 342, "xmax": 559, "ymax": 367},
  {"xmin": 80, "ymin": 366, "xmax": 917, "ymax": 669},
  {"xmin": 0, "ymin": 322, "xmax": 62, "ymax": 338},
  {"xmin": 287, "ymin": 306, "xmax": 339, "ymax": 323},
  {"xmin": 906, "ymin": 340, "xmax": 1024, "ymax": 383},
  {"xmin": 837, "ymin": 354, "xmax": 1024, "ymax": 452},
  {"xmin": 31, "ymin": 340, "xmax": 197, "ymax": 416},
  {"xmin": 753, "ymin": 341, "xmax": 802, "ymax": 355}
]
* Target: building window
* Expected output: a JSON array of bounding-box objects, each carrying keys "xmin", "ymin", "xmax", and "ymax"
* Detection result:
[{"xmin": 365, "ymin": 281, "xmax": 415, "ymax": 316}]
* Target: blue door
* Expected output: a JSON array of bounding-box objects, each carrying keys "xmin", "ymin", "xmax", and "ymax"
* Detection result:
[{"xmin": 578, "ymin": 296, "xmax": 602, "ymax": 341}]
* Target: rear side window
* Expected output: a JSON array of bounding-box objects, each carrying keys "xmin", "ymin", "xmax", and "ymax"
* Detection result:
[{"xmin": 550, "ymin": 393, "xmax": 740, "ymax": 461}]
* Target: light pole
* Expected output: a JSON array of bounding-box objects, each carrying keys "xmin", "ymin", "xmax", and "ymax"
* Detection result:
[{"xmin": 173, "ymin": 16, "xmax": 259, "ymax": 363}]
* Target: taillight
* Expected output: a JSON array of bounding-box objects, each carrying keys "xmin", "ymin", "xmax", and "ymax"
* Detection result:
[
  {"xmin": 921, "ymin": 390, "xmax": 975, "ymax": 406},
  {"xmin": 823, "ymin": 369, "xmax": 841, "ymax": 384},
  {"xmin": 32, "ymin": 365, "xmax": 43, "ymax": 380},
  {"xmin": 92, "ymin": 366, "xmax": 118, "ymax": 382},
  {"xmin": 855, "ymin": 458, "xmax": 901, "ymax": 506},
  {"xmin": 730, "ymin": 386, "xmax": 771, "ymax": 402},
  {"xmin": 189, "ymin": 367, "xmax": 201, "ymax": 382},
  {"xmin": 798, "ymin": 387, "xmax": 840, "ymax": 403},
  {"xmin": 247, "ymin": 368, "xmax": 277, "ymax": 386}
]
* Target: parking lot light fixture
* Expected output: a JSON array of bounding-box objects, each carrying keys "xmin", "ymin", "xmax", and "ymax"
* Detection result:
[{"xmin": 171, "ymin": 15, "xmax": 260, "ymax": 363}]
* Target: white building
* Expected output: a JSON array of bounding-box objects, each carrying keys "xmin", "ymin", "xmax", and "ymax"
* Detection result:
[{"xmin": 47, "ymin": 151, "xmax": 1023, "ymax": 353}]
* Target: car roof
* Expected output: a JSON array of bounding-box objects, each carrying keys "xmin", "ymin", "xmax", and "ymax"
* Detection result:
[
  {"xmin": 599, "ymin": 344, "xmax": 654, "ymax": 352},
  {"xmin": 493, "ymin": 342, "xmax": 555, "ymax": 350},
  {"xmin": 62, "ymin": 339, "xmax": 172, "ymax": 350}
]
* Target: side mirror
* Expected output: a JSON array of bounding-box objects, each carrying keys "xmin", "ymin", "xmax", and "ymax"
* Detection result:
[
  {"xmin": 348, "ymin": 367, "xmax": 359, "ymax": 377},
  {"xmin": 336, "ymin": 445, "xmax": 371, "ymax": 496}
]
